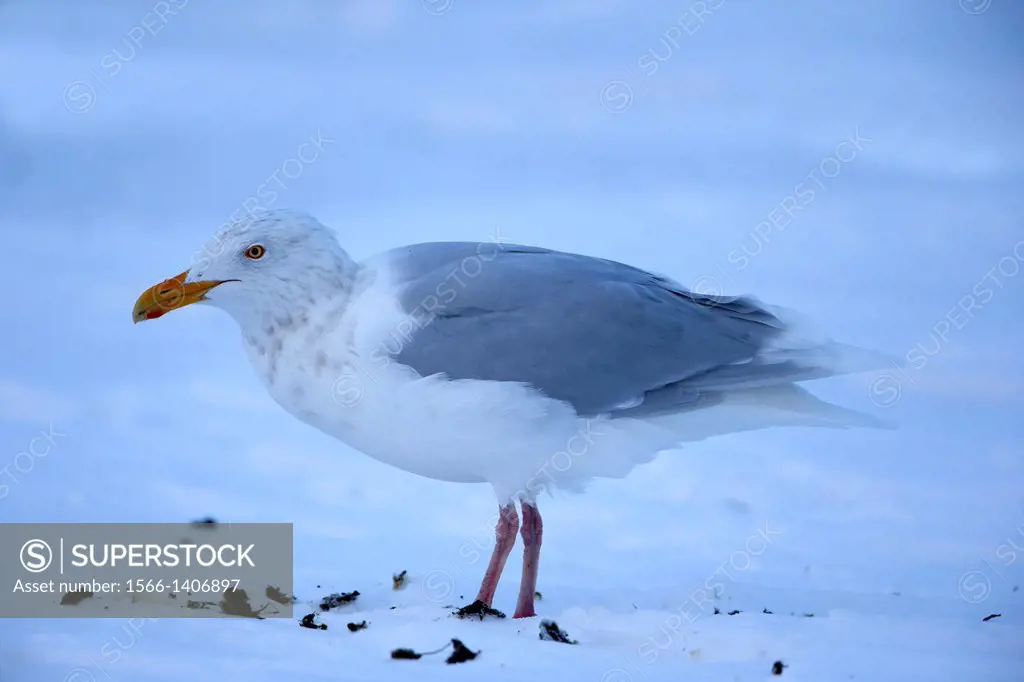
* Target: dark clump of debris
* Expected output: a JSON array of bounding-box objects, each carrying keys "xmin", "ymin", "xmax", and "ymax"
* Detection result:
[
  {"xmin": 347, "ymin": 620, "xmax": 368, "ymax": 632},
  {"xmin": 727, "ymin": 609, "xmax": 742, "ymax": 616},
  {"xmin": 771, "ymin": 660, "xmax": 787, "ymax": 675},
  {"xmin": 539, "ymin": 619, "xmax": 577, "ymax": 644},
  {"xmin": 535, "ymin": 591, "xmax": 543, "ymax": 600},
  {"xmin": 319, "ymin": 590, "xmax": 360, "ymax": 611},
  {"xmin": 446, "ymin": 639, "xmax": 479, "ymax": 664},
  {"xmin": 390, "ymin": 638, "xmax": 479, "ymax": 664},
  {"xmin": 762, "ymin": 608, "xmax": 774, "ymax": 614},
  {"xmin": 299, "ymin": 613, "xmax": 327, "ymax": 631},
  {"xmin": 982, "ymin": 613, "xmax": 1001, "ymax": 622},
  {"xmin": 713, "ymin": 606, "xmax": 721, "ymax": 615},
  {"xmin": 220, "ymin": 588, "xmax": 268, "ymax": 619},
  {"xmin": 393, "ymin": 570, "xmax": 408, "ymax": 590},
  {"xmin": 191, "ymin": 516, "xmax": 218, "ymax": 527},
  {"xmin": 265, "ymin": 586, "xmax": 293, "ymax": 605},
  {"xmin": 454, "ymin": 600, "xmax": 506, "ymax": 620}
]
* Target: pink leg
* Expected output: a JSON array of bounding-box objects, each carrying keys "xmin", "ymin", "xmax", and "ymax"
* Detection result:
[
  {"xmin": 513, "ymin": 501, "xmax": 543, "ymax": 618},
  {"xmin": 474, "ymin": 502, "xmax": 519, "ymax": 606}
]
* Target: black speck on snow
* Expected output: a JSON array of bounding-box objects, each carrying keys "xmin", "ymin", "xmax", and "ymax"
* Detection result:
[
  {"xmin": 539, "ymin": 620, "xmax": 578, "ymax": 644},
  {"xmin": 446, "ymin": 639, "xmax": 479, "ymax": 664},
  {"xmin": 390, "ymin": 639, "xmax": 480, "ymax": 664},
  {"xmin": 319, "ymin": 590, "xmax": 360, "ymax": 611},
  {"xmin": 299, "ymin": 613, "xmax": 327, "ymax": 631},
  {"xmin": 454, "ymin": 600, "xmax": 506, "ymax": 620}
]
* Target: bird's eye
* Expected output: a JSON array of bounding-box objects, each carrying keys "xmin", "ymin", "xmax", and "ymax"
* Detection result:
[{"xmin": 245, "ymin": 244, "xmax": 266, "ymax": 260}]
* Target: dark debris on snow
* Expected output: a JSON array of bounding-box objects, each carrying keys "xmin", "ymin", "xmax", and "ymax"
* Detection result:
[
  {"xmin": 390, "ymin": 638, "xmax": 479, "ymax": 664},
  {"xmin": 454, "ymin": 600, "xmax": 506, "ymax": 620},
  {"xmin": 319, "ymin": 590, "xmax": 360, "ymax": 611},
  {"xmin": 539, "ymin": 619, "xmax": 577, "ymax": 644},
  {"xmin": 299, "ymin": 613, "xmax": 327, "ymax": 631}
]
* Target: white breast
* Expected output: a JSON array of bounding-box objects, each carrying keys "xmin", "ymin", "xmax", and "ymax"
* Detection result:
[{"xmin": 241, "ymin": 262, "xmax": 697, "ymax": 502}]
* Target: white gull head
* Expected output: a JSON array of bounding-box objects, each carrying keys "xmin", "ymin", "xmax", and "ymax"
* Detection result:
[{"xmin": 171, "ymin": 210, "xmax": 359, "ymax": 332}]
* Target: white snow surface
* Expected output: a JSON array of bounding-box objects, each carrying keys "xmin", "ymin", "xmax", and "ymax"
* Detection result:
[{"xmin": 9, "ymin": 562, "xmax": 1021, "ymax": 681}]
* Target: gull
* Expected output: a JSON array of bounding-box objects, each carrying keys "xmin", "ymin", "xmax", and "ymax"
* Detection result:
[{"xmin": 133, "ymin": 210, "xmax": 889, "ymax": 619}]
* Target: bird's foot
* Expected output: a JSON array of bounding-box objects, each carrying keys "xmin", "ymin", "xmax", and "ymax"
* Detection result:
[
  {"xmin": 454, "ymin": 600, "xmax": 506, "ymax": 620},
  {"xmin": 512, "ymin": 604, "xmax": 536, "ymax": 619}
]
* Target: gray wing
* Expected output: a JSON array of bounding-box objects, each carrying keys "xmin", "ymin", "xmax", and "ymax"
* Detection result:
[{"xmin": 384, "ymin": 242, "xmax": 791, "ymax": 417}]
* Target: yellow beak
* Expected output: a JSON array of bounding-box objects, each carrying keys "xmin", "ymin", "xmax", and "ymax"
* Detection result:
[{"xmin": 132, "ymin": 270, "xmax": 231, "ymax": 323}]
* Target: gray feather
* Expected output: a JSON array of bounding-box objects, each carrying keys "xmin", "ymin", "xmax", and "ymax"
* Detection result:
[{"xmin": 385, "ymin": 243, "xmax": 868, "ymax": 417}]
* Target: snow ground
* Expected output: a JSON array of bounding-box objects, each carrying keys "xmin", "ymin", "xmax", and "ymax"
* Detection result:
[{"xmin": 6, "ymin": 559, "xmax": 1021, "ymax": 681}]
